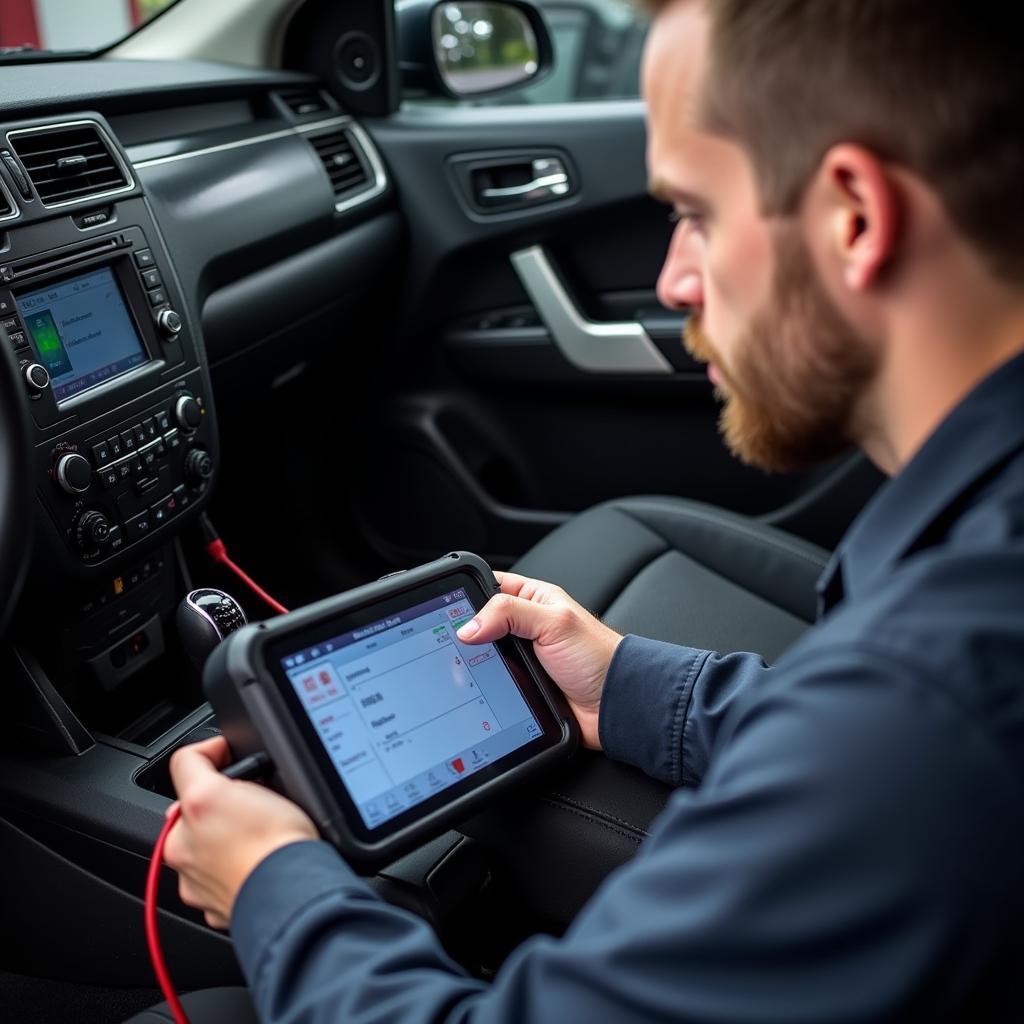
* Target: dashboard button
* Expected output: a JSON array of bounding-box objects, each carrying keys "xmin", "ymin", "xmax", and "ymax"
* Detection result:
[
  {"xmin": 55, "ymin": 452, "xmax": 92, "ymax": 495},
  {"xmin": 23, "ymin": 362, "xmax": 50, "ymax": 393},
  {"xmin": 133, "ymin": 423, "xmax": 146, "ymax": 445},
  {"xmin": 91, "ymin": 441, "xmax": 111, "ymax": 466},
  {"xmin": 141, "ymin": 268, "xmax": 162, "ymax": 290},
  {"xmin": 8, "ymin": 330, "xmax": 27, "ymax": 350},
  {"xmin": 164, "ymin": 429, "xmax": 182, "ymax": 452},
  {"xmin": 150, "ymin": 500, "xmax": 171, "ymax": 526},
  {"xmin": 148, "ymin": 288, "xmax": 167, "ymax": 307},
  {"xmin": 156, "ymin": 308, "xmax": 183, "ymax": 338},
  {"xmin": 1, "ymin": 315, "xmax": 19, "ymax": 333},
  {"xmin": 134, "ymin": 248, "xmax": 155, "ymax": 268},
  {"xmin": 155, "ymin": 411, "xmax": 170, "ymax": 431},
  {"xmin": 107, "ymin": 434, "xmax": 123, "ymax": 458},
  {"xmin": 107, "ymin": 525, "xmax": 124, "ymax": 552},
  {"xmin": 124, "ymin": 511, "xmax": 151, "ymax": 541},
  {"xmin": 75, "ymin": 209, "xmax": 111, "ymax": 229},
  {"xmin": 98, "ymin": 466, "xmax": 119, "ymax": 489},
  {"xmin": 172, "ymin": 483, "xmax": 191, "ymax": 510},
  {"xmin": 116, "ymin": 460, "xmax": 133, "ymax": 482},
  {"xmin": 143, "ymin": 416, "xmax": 158, "ymax": 439},
  {"xmin": 120, "ymin": 429, "xmax": 136, "ymax": 452}
]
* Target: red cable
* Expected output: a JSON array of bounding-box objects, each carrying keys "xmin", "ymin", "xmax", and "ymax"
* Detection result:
[
  {"xmin": 206, "ymin": 538, "xmax": 289, "ymax": 615},
  {"xmin": 146, "ymin": 806, "xmax": 190, "ymax": 1024}
]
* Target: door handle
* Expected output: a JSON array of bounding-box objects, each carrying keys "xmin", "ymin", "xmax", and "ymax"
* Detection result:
[
  {"xmin": 475, "ymin": 158, "xmax": 571, "ymax": 207},
  {"xmin": 511, "ymin": 246, "xmax": 673, "ymax": 374}
]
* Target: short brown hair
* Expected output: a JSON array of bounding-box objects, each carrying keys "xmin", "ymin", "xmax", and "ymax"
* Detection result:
[{"xmin": 659, "ymin": 0, "xmax": 1024, "ymax": 282}]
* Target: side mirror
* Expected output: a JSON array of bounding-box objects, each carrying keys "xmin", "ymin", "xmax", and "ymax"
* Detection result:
[{"xmin": 397, "ymin": 0, "xmax": 554, "ymax": 99}]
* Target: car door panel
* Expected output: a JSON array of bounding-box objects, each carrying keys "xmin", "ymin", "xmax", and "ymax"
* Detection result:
[{"xmin": 358, "ymin": 103, "xmax": 876, "ymax": 566}]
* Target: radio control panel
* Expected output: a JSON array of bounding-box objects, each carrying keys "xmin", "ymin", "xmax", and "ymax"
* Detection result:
[{"xmin": 39, "ymin": 381, "xmax": 214, "ymax": 564}]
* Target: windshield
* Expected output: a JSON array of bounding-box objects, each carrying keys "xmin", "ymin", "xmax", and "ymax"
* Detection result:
[{"xmin": 0, "ymin": 0, "xmax": 179, "ymax": 56}]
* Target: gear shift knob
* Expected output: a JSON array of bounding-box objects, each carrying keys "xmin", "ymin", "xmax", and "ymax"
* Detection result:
[{"xmin": 176, "ymin": 588, "xmax": 247, "ymax": 672}]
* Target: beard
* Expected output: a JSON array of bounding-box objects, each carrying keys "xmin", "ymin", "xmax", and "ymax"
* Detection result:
[{"xmin": 683, "ymin": 228, "xmax": 878, "ymax": 474}]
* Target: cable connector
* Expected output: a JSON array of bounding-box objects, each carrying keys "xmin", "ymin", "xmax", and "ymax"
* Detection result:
[{"xmin": 199, "ymin": 514, "xmax": 289, "ymax": 616}]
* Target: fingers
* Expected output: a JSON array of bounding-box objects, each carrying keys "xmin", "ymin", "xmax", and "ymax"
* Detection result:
[
  {"xmin": 189, "ymin": 735, "xmax": 232, "ymax": 768},
  {"xmin": 493, "ymin": 571, "xmax": 529, "ymax": 597},
  {"xmin": 457, "ymin": 592, "xmax": 558, "ymax": 644},
  {"xmin": 168, "ymin": 736, "xmax": 230, "ymax": 802}
]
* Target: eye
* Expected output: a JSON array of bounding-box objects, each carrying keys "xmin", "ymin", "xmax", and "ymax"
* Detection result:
[{"xmin": 668, "ymin": 210, "xmax": 704, "ymax": 230}]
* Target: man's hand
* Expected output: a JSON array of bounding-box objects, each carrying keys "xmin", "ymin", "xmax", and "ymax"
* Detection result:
[
  {"xmin": 456, "ymin": 572, "xmax": 623, "ymax": 749},
  {"xmin": 164, "ymin": 736, "xmax": 318, "ymax": 928}
]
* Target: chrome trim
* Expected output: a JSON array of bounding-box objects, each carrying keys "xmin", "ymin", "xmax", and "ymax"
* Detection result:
[
  {"xmin": 7, "ymin": 119, "xmax": 136, "ymax": 210},
  {"xmin": 132, "ymin": 127, "xmax": 298, "ymax": 169},
  {"xmin": 295, "ymin": 116, "xmax": 388, "ymax": 213},
  {"xmin": 0, "ymin": 174, "xmax": 20, "ymax": 223},
  {"xmin": 510, "ymin": 246, "xmax": 673, "ymax": 375},
  {"xmin": 185, "ymin": 589, "xmax": 247, "ymax": 642}
]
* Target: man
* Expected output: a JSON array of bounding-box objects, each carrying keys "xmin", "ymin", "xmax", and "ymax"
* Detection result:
[{"xmin": 160, "ymin": 0, "xmax": 1024, "ymax": 1019}]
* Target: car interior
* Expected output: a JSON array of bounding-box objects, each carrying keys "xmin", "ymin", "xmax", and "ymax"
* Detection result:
[{"xmin": 0, "ymin": 0, "xmax": 887, "ymax": 1019}]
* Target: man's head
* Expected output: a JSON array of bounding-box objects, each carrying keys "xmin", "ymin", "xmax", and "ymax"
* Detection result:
[{"xmin": 645, "ymin": 0, "xmax": 1024, "ymax": 473}]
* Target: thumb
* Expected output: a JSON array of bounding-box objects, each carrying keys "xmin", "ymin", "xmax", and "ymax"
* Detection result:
[{"xmin": 457, "ymin": 593, "xmax": 555, "ymax": 645}]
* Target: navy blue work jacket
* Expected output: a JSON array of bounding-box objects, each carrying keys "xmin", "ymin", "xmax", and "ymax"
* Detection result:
[{"xmin": 232, "ymin": 353, "xmax": 1024, "ymax": 1022}]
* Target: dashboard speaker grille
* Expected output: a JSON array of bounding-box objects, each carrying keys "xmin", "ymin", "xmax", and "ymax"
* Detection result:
[
  {"xmin": 9, "ymin": 123, "xmax": 130, "ymax": 206},
  {"xmin": 308, "ymin": 129, "xmax": 370, "ymax": 199}
]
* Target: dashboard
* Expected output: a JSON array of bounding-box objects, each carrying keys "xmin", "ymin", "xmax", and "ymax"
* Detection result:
[
  {"xmin": 0, "ymin": 59, "xmax": 400, "ymax": 717},
  {"xmin": 0, "ymin": 45, "xmax": 415, "ymax": 992}
]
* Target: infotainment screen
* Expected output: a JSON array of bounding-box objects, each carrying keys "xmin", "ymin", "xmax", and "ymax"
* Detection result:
[
  {"xmin": 17, "ymin": 266, "xmax": 147, "ymax": 403},
  {"xmin": 278, "ymin": 584, "xmax": 544, "ymax": 831}
]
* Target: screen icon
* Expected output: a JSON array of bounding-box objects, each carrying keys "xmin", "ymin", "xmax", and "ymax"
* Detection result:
[{"xmin": 450, "ymin": 757, "xmax": 465, "ymax": 774}]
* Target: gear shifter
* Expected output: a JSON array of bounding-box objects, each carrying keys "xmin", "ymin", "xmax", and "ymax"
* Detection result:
[{"xmin": 176, "ymin": 588, "xmax": 247, "ymax": 672}]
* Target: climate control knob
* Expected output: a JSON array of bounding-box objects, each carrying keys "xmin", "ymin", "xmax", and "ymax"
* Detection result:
[
  {"xmin": 75, "ymin": 511, "xmax": 111, "ymax": 552},
  {"xmin": 185, "ymin": 448, "xmax": 214, "ymax": 485},
  {"xmin": 157, "ymin": 308, "xmax": 183, "ymax": 339},
  {"xmin": 175, "ymin": 395, "xmax": 202, "ymax": 433},
  {"xmin": 23, "ymin": 362, "xmax": 50, "ymax": 394},
  {"xmin": 55, "ymin": 452, "xmax": 92, "ymax": 495}
]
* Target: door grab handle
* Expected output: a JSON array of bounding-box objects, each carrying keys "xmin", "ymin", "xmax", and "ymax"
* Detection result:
[
  {"xmin": 475, "ymin": 157, "xmax": 572, "ymax": 207},
  {"xmin": 480, "ymin": 172, "xmax": 569, "ymax": 201},
  {"xmin": 510, "ymin": 246, "xmax": 673, "ymax": 374}
]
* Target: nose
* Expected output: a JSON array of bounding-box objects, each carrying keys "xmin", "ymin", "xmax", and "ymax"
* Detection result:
[{"xmin": 656, "ymin": 221, "xmax": 704, "ymax": 311}]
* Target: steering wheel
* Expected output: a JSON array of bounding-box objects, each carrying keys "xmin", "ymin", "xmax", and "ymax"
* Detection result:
[{"xmin": 0, "ymin": 340, "xmax": 33, "ymax": 635}]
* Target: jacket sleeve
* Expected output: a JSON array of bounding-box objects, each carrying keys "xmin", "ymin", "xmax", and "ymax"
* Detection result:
[
  {"xmin": 598, "ymin": 633, "xmax": 773, "ymax": 786},
  {"xmin": 230, "ymin": 646, "xmax": 1021, "ymax": 1023}
]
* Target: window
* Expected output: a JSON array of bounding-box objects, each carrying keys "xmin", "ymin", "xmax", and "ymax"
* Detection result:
[{"xmin": 0, "ymin": 0, "xmax": 179, "ymax": 57}]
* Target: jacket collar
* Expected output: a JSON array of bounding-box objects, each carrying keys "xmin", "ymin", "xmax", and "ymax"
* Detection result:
[{"xmin": 817, "ymin": 350, "xmax": 1024, "ymax": 612}]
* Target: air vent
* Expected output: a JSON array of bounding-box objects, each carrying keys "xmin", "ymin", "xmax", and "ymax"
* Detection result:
[
  {"xmin": 8, "ymin": 122, "xmax": 131, "ymax": 207},
  {"xmin": 276, "ymin": 88, "xmax": 333, "ymax": 119},
  {"xmin": 308, "ymin": 129, "xmax": 370, "ymax": 200}
]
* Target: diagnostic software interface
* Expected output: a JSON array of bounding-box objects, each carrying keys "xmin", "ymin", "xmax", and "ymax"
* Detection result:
[
  {"xmin": 282, "ymin": 588, "xmax": 542, "ymax": 829},
  {"xmin": 18, "ymin": 266, "xmax": 147, "ymax": 403}
]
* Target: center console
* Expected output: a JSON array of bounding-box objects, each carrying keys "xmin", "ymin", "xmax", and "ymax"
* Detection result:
[{"xmin": 2, "ymin": 115, "xmax": 219, "ymax": 744}]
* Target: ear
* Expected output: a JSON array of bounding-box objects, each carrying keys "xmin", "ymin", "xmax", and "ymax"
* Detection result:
[{"xmin": 817, "ymin": 144, "xmax": 900, "ymax": 292}]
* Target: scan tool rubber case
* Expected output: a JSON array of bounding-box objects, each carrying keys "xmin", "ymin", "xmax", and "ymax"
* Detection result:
[{"xmin": 205, "ymin": 552, "xmax": 578, "ymax": 869}]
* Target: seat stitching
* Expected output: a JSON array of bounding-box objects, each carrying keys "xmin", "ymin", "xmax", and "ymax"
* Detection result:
[
  {"xmin": 547, "ymin": 790, "xmax": 652, "ymax": 838},
  {"xmin": 617, "ymin": 500, "xmax": 828, "ymax": 571},
  {"xmin": 541, "ymin": 796, "xmax": 645, "ymax": 844}
]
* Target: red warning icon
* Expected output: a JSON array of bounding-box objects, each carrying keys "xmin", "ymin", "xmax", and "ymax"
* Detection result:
[{"xmin": 450, "ymin": 757, "xmax": 465, "ymax": 774}]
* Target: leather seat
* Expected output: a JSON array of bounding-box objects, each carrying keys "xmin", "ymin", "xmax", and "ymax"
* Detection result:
[
  {"xmin": 463, "ymin": 496, "xmax": 830, "ymax": 923},
  {"xmin": 513, "ymin": 495, "xmax": 828, "ymax": 661}
]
